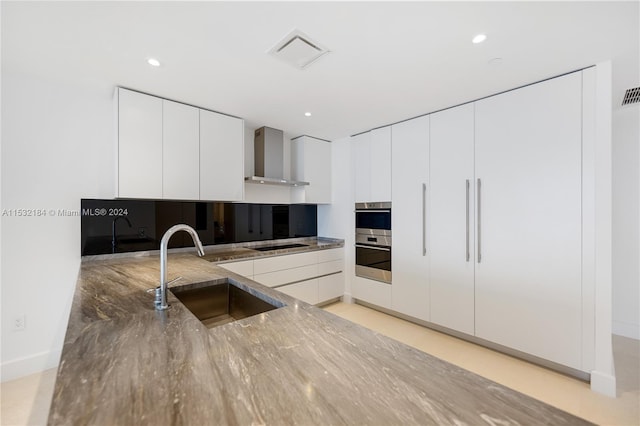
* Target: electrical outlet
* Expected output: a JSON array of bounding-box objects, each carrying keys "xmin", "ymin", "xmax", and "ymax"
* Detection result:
[{"xmin": 13, "ymin": 314, "xmax": 26, "ymax": 331}]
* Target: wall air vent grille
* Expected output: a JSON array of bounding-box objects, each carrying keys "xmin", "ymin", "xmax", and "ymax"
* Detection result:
[
  {"xmin": 622, "ymin": 87, "xmax": 640, "ymax": 106},
  {"xmin": 268, "ymin": 29, "xmax": 330, "ymax": 70}
]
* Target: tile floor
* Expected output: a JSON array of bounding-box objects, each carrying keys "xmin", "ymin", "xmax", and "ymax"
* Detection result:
[{"xmin": 1, "ymin": 301, "xmax": 638, "ymax": 425}]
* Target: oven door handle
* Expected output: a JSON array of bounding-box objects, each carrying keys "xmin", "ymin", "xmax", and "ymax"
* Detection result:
[{"xmin": 355, "ymin": 244, "xmax": 391, "ymax": 252}]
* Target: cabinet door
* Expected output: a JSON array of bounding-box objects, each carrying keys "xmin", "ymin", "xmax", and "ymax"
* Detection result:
[
  {"xmin": 370, "ymin": 126, "xmax": 392, "ymax": 201},
  {"xmin": 318, "ymin": 273, "xmax": 344, "ymax": 302},
  {"xmin": 429, "ymin": 104, "xmax": 475, "ymax": 335},
  {"xmin": 163, "ymin": 100, "xmax": 199, "ymax": 200},
  {"xmin": 391, "ymin": 116, "xmax": 429, "ymax": 321},
  {"xmin": 253, "ymin": 264, "xmax": 318, "ymax": 288},
  {"xmin": 474, "ymin": 72, "xmax": 583, "ymax": 369},
  {"xmin": 352, "ymin": 132, "xmax": 371, "ymax": 203},
  {"xmin": 277, "ymin": 279, "xmax": 319, "ymax": 305},
  {"xmin": 117, "ymin": 89, "xmax": 163, "ymax": 198},
  {"xmin": 200, "ymin": 110, "xmax": 244, "ymax": 201},
  {"xmin": 352, "ymin": 276, "xmax": 391, "ymax": 309},
  {"xmin": 304, "ymin": 137, "xmax": 332, "ymax": 203},
  {"xmin": 218, "ymin": 259, "xmax": 253, "ymax": 277}
]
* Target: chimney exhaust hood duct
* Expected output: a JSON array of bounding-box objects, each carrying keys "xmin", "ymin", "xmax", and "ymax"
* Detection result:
[{"xmin": 245, "ymin": 126, "xmax": 310, "ymax": 187}]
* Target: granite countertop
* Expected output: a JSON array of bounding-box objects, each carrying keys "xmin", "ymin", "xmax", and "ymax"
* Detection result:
[{"xmin": 49, "ymin": 240, "xmax": 591, "ymax": 425}]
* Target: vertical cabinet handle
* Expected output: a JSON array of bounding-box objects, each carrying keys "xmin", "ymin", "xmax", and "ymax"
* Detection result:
[
  {"xmin": 422, "ymin": 182, "xmax": 427, "ymax": 256},
  {"xmin": 466, "ymin": 180, "xmax": 470, "ymax": 262},
  {"xmin": 477, "ymin": 178, "xmax": 482, "ymax": 263}
]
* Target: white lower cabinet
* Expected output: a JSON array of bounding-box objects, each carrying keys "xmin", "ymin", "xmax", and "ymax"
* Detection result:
[
  {"xmin": 319, "ymin": 272, "xmax": 344, "ymax": 301},
  {"xmin": 218, "ymin": 259, "xmax": 253, "ymax": 278},
  {"xmin": 352, "ymin": 277, "xmax": 391, "ymax": 309},
  {"xmin": 254, "ymin": 264, "xmax": 318, "ymax": 288},
  {"xmin": 218, "ymin": 247, "xmax": 344, "ymax": 305},
  {"xmin": 277, "ymin": 279, "xmax": 319, "ymax": 305}
]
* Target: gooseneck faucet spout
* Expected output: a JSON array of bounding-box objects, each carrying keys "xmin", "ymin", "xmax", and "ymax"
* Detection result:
[
  {"xmin": 156, "ymin": 224, "xmax": 205, "ymax": 310},
  {"xmin": 111, "ymin": 216, "xmax": 132, "ymax": 251}
]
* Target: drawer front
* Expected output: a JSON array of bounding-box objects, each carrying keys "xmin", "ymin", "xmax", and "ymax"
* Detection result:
[
  {"xmin": 277, "ymin": 279, "xmax": 319, "ymax": 305},
  {"xmin": 352, "ymin": 276, "xmax": 391, "ymax": 309},
  {"xmin": 253, "ymin": 264, "xmax": 319, "ymax": 288},
  {"xmin": 253, "ymin": 251, "xmax": 318, "ymax": 275},
  {"xmin": 218, "ymin": 259, "xmax": 253, "ymax": 277},
  {"xmin": 319, "ymin": 272, "xmax": 344, "ymax": 302},
  {"xmin": 317, "ymin": 247, "xmax": 344, "ymax": 263},
  {"xmin": 318, "ymin": 259, "xmax": 343, "ymax": 276}
]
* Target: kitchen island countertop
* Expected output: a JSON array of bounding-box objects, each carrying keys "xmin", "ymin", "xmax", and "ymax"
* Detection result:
[{"xmin": 49, "ymin": 241, "xmax": 591, "ymax": 425}]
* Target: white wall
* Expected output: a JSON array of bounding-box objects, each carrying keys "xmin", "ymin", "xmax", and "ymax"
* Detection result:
[
  {"xmin": 1, "ymin": 70, "xmax": 115, "ymax": 380},
  {"xmin": 612, "ymin": 103, "xmax": 640, "ymax": 339},
  {"xmin": 317, "ymin": 137, "xmax": 354, "ymax": 299}
]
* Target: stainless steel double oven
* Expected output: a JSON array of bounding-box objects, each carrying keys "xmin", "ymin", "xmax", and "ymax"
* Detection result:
[{"xmin": 355, "ymin": 202, "xmax": 391, "ymax": 284}]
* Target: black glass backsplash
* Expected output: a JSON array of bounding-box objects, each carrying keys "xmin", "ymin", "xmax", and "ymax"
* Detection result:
[{"xmin": 81, "ymin": 199, "xmax": 317, "ymax": 256}]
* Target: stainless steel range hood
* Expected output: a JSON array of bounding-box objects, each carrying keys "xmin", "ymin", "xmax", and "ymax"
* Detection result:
[{"xmin": 245, "ymin": 126, "xmax": 310, "ymax": 187}]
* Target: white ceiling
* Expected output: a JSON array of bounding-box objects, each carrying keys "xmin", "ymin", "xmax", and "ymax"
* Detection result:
[{"xmin": 3, "ymin": 1, "xmax": 638, "ymax": 140}]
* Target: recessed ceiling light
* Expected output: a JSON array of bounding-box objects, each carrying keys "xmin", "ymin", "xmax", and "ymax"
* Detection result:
[
  {"xmin": 472, "ymin": 34, "xmax": 487, "ymax": 44},
  {"xmin": 304, "ymin": 112, "xmax": 312, "ymax": 117},
  {"xmin": 147, "ymin": 58, "xmax": 161, "ymax": 67}
]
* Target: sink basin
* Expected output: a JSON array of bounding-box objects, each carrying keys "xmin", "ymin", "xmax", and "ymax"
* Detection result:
[{"xmin": 171, "ymin": 281, "xmax": 283, "ymax": 329}]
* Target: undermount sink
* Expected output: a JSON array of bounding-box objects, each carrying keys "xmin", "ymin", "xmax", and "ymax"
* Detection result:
[{"xmin": 171, "ymin": 281, "xmax": 283, "ymax": 329}]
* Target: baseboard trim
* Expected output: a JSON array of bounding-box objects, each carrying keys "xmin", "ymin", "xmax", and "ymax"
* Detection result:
[
  {"xmin": 590, "ymin": 370, "xmax": 617, "ymax": 397},
  {"xmin": 613, "ymin": 320, "xmax": 640, "ymax": 340},
  {"xmin": 1, "ymin": 349, "xmax": 61, "ymax": 382}
]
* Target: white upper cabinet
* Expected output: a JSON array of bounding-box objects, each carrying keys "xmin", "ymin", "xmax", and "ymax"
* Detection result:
[
  {"xmin": 116, "ymin": 88, "xmax": 244, "ymax": 201},
  {"xmin": 429, "ymin": 104, "xmax": 475, "ymax": 335},
  {"xmin": 391, "ymin": 115, "xmax": 429, "ymax": 321},
  {"xmin": 370, "ymin": 126, "xmax": 392, "ymax": 201},
  {"xmin": 352, "ymin": 131, "xmax": 371, "ymax": 202},
  {"xmin": 200, "ymin": 109, "xmax": 244, "ymax": 201},
  {"xmin": 117, "ymin": 88, "xmax": 163, "ymax": 199},
  {"xmin": 291, "ymin": 136, "xmax": 332, "ymax": 204},
  {"xmin": 474, "ymin": 72, "xmax": 583, "ymax": 369},
  {"xmin": 163, "ymin": 100, "xmax": 199, "ymax": 200},
  {"xmin": 352, "ymin": 126, "xmax": 392, "ymax": 202}
]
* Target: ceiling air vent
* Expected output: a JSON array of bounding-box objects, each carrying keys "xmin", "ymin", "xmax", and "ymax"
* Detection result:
[
  {"xmin": 268, "ymin": 29, "xmax": 330, "ymax": 70},
  {"xmin": 622, "ymin": 87, "xmax": 640, "ymax": 106}
]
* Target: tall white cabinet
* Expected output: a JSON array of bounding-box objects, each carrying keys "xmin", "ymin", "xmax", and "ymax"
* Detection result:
[
  {"xmin": 429, "ymin": 104, "xmax": 476, "ymax": 336},
  {"xmin": 474, "ymin": 72, "xmax": 583, "ymax": 369},
  {"xmin": 391, "ymin": 115, "xmax": 430, "ymax": 321},
  {"xmin": 365, "ymin": 69, "xmax": 599, "ymax": 375}
]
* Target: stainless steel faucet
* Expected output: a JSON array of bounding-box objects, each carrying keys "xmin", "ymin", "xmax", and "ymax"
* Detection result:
[{"xmin": 155, "ymin": 224, "xmax": 205, "ymax": 310}]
